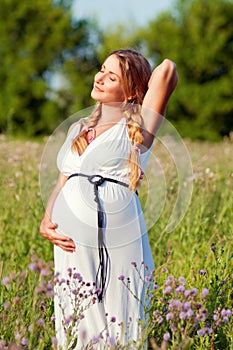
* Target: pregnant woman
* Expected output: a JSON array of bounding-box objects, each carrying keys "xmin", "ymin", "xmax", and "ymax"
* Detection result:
[{"xmin": 40, "ymin": 49, "xmax": 178, "ymax": 349}]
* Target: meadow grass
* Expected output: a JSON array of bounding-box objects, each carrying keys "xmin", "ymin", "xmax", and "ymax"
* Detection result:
[{"xmin": 0, "ymin": 134, "xmax": 232, "ymax": 349}]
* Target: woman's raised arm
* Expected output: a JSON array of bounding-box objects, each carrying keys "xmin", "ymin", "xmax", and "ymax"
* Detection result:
[{"xmin": 142, "ymin": 59, "xmax": 178, "ymax": 148}]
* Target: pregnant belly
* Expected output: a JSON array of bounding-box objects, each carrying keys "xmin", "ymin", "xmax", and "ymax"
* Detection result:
[{"xmin": 52, "ymin": 178, "xmax": 146, "ymax": 248}]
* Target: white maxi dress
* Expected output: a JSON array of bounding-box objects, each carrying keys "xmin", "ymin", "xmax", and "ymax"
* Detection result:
[{"xmin": 52, "ymin": 117, "xmax": 154, "ymax": 349}]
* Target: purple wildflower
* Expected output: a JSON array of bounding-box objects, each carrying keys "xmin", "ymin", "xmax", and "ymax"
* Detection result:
[
  {"xmin": 163, "ymin": 333, "xmax": 170, "ymax": 341},
  {"xmin": 211, "ymin": 245, "xmax": 216, "ymax": 252},
  {"xmin": 199, "ymin": 327, "xmax": 212, "ymax": 336},
  {"xmin": 175, "ymin": 285, "xmax": 185, "ymax": 294},
  {"xmin": 37, "ymin": 318, "xmax": 45, "ymax": 326},
  {"xmin": 171, "ymin": 323, "xmax": 177, "ymax": 333},
  {"xmin": 153, "ymin": 311, "xmax": 160, "ymax": 317},
  {"xmin": 3, "ymin": 301, "xmax": 11, "ymax": 310},
  {"xmin": 67, "ymin": 267, "xmax": 72, "ymax": 276},
  {"xmin": 21, "ymin": 338, "xmax": 28, "ymax": 346},
  {"xmin": 198, "ymin": 328, "xmax": 206, "ymax": 337},
  {"xmin": 169, "ymin": 299, "xmax": 182, "ymax": 309},
  {"xmin": 110, "ymin": 316, "xmax": 116, "ymax": 323},
  {"xmin": 13, "ymin": 296, "xmax": 20, "ymax": 305},
  {"xmin": 184, "ymin": 289, "xmax": 191, "ymax": 298},
  {"xmin": 58, "ymin": 278, "xmax": 66, "ymax": 285},
  {"xmin": 157, "ymin": 316, "xmax": 164, "ymax": 324},
  {"xmin": 179, "ymin": 311, "xmax": 187, "ymax": 320},
  {"xmin": 191, "ymin": 288, "xmax": 198, "ymax": 296},
  {"xmin": 118, "ymin": 275, "xmax": 125, "ymax": 281},
  {"xmin": 40, "ymin": 268, "xmax": 50, "ymax": 277},
  {"xmin": 78, "ymin": 275, "xmax": 83, "ymax": 282},
  {"xmin": 145, "ymin": 276, "xmax": 151, "ymax": 282},
  {"xmin": 29, "ymin": 263, "xmax": 39, "ymax": 271},
  {"xmin": 166, "ymin": 312, "xmax": 174, "ymax": 321},
  {"xmin": 165, "ymin": 275, "xmax": 174, "ymax": 285},
  {"xmin": 183, "ymin": 301, "xmax": 191, "ymax": 310},
  {"xmin": 196, "ymin": 308, "xmax": 207, "ymax": 322},
  {"xmin": 201, "ymin": 288, "xmax": 209, "ymax": 298},
  {"xmin": 163, "ymin": 286, "xmax": 172, "ymax": 295},
  {"xmin": 221, "ymin": 309, "xmax": 232, "ymax": 317},
  {"xmin": 1, "ymin": 276, "xmax": 11, "ymax": 286},
  {"xmin": 178, "ymin": 276, "xmax": 185, "ymax": 284},
  {"xmin": 186, "ymin": 308, "xmax": 194, "ymax": 318},
  {"xmin": 199, "ymin": 269, "xmax": 206, "ymax": 276}
]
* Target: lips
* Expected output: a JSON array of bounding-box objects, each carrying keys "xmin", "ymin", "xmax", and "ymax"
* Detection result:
[{"xmin": 94, "ymin": 84, "xmax": 104, "ymax": 92}]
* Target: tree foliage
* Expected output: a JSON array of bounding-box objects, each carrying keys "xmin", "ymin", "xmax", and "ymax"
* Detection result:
[
  {"xmin": 141, "ymin": 0, "xmax": 233, "ymax": 140},
  {"xmin": 0, "ymin": 0, "xmax": 100, "ymax": 135},
  {"xmin": 0, "ymin": 0, "xmax": 232, "ymax": 140}
]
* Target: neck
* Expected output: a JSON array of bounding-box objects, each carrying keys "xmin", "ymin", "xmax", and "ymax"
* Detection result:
[{"xmin": 100, "ymin": 103, "xmax": 123, "ymax": 125}]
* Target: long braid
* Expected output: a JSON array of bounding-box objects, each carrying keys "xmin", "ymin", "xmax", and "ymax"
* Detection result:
[
  {"xmin": 123, "ymin": 104, "xmax": 144, "ymax": 191},
  {"xmin": 72, "ymin": 104, "xmax": 102, "ymax": 154}
]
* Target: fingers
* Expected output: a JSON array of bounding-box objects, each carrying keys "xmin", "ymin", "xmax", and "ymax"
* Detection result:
[
  {"xmin": 40, "ymin": 219, "xmax": 76, "ymax": 252},
  {"xmin": 53, "ymin": 237, "xmax": 76, "ymax": 252},
  {"xmin": 47, "ymin": 230, "xmax": 76, "ymax": 252}
]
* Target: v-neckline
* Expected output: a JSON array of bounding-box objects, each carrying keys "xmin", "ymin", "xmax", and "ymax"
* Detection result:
[{"xmin": 79, "ymin": 117, "xmax": 125, "ymax": 157}]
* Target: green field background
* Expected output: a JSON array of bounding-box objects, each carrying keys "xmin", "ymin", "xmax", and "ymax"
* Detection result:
[{"xmin": 0, "ymin": 135, "xmax": 232, "ymax": 349}]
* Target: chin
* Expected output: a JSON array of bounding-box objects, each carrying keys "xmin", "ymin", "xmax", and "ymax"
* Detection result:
[{"xmin": 91, "ymin": 90, "xmax": 102, "ymax": 102}]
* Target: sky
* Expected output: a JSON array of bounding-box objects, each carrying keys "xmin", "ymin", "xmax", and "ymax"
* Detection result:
[{"xmin": 72, "ymin": 0, "xmax": 175, "ymax": 29}]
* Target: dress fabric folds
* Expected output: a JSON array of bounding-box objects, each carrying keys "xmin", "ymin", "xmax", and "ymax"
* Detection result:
[{"xmin": 52, "ymin": 117, "xmax": 154, "ymax": 349}]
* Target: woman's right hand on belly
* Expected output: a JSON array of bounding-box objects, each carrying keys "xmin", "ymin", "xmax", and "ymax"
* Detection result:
[{"xmin": 40, "ymin": 214, "xmax": 76, "ymax": 253}]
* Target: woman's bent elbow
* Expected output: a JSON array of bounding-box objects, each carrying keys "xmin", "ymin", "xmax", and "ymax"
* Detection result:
[{"xmin": 161, "ymin": 59, "xmax": 178, "ymax": 83}]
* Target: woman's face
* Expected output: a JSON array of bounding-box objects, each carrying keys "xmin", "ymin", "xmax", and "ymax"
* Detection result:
[{"xmin": 91, "ymin": 54, "xmax": 125, "ymax": 104}]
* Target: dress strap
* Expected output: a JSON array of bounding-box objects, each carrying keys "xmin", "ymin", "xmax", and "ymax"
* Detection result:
[{"xmin": 67, "ymin": 173, "xmax": 129, "ymax": 302}]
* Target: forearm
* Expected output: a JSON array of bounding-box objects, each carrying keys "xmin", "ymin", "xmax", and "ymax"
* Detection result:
[
  {"xmin": 43, "ymin": 173, "xmax": 67, "ymax": 219},
  {"xmin": 40, "ymin": 172, "xmax": 75, "ymax": 252},
  {"xmin": 142, "ymin": 59, "xmax": 178, "ymax": 137}
]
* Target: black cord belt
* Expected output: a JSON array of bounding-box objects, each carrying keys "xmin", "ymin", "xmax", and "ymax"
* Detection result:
[{"xmin": 67, "ymin": 173, "xmax": 129, "ymax": 302}]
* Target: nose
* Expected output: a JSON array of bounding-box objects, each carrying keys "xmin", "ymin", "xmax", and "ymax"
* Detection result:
[{"xmin": 95, "ymin": 71, "xmax": 105, "ymax": 84}]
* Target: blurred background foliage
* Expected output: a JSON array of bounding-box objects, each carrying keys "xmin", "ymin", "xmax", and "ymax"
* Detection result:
[{"xmin": 0, "ymin": 0, "xmax": 232, "ymax": 140}]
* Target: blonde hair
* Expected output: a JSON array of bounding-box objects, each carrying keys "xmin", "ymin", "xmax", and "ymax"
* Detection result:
[{"xmin": 72, "ymin": 49, "xmax": 151, "ymax": 191}]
